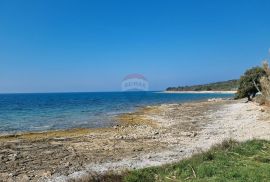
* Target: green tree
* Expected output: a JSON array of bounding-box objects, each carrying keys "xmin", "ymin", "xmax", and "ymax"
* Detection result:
[{"xmin": 236, "ymin": 67, "xmax": 266, "ymax": 100}]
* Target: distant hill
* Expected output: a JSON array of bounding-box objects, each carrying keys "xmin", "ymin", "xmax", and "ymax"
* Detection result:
[{"xmin": 166, "ymin": 79, "xmax": 239, "ymax": 91}]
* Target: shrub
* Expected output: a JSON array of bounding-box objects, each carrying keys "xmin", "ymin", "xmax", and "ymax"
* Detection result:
[
  {"xmin": 259, "ymin": 61, "xmax": 270, "ymax": 105},
  {"xmin": 236, "ymin": 67, "xmax": 266, "ymax": 100}
]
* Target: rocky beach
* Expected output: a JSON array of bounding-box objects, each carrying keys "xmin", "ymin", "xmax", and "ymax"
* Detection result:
[{"xmin": 0, "ymin": 99, "xmax": 269, "ymax": 182}]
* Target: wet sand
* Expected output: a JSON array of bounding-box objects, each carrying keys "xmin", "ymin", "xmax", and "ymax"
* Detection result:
[{"xmin": 0, "ymin": 99, "xmax": 269, "ymax": 182}]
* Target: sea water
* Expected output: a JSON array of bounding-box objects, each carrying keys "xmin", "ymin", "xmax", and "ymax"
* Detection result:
[{"xmin": 0, "ymin": 92, "xmax": 233, "ymax": 134}]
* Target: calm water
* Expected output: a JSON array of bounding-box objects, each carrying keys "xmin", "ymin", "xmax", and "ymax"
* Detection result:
[{"xmin": 0, "ymin": 92, "xmax": 233, "ymax": 134}]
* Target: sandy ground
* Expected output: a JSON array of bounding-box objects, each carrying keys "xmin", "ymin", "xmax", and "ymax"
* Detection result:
[
  {"xmin": 163, "ymin": 91, "xmax": 237, "ymax": 94},
  {"xmin": 0, "ymin": 99, "xmax": 269, "ymax": 182}
]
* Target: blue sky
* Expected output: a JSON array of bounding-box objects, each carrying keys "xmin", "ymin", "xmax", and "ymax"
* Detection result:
[{"xmin": 0, "ymin": 0, "xmax": 270, "ymax": 93}]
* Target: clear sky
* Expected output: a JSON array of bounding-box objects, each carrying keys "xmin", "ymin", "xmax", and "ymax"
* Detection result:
[{"xmin": 0, "ymin": 0, "xmax": 270, "ymax": 93}]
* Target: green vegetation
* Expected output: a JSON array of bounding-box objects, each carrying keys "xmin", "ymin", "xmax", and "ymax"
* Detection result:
[
  {"xmin": 93, "ymin": 140, "xmax": 270, "ymax": 182},
  {"xmin": 122, "ymin": 140, "xmax": 270, "ymax": 182},
  {"xmin": 166, "ymin": 80, "xmax": 238, "ymax": 92},
  {"xmin": 236, "ymin": 67, "xmax": 266, "ymax": 101}
]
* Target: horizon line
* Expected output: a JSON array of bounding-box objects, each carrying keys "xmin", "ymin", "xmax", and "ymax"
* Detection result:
[{"xmin": 0, "ymin": 90, "xmax": 161, "ymax": 95}]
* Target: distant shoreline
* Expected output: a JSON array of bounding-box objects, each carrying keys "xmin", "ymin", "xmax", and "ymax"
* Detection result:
[{"xmin": 163, "ymin": 90, "xmax": 237, "ymax": 94}]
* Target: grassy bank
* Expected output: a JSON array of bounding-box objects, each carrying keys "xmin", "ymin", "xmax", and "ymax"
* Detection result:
[{"xmin": 95, "ymin": 140, "xmax": 270, "ymax": 182}]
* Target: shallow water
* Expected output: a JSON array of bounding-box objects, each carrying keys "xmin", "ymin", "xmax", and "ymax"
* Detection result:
[{"xmin": 0, "ymin": 92, "xmax": 233, "ymax": 133}]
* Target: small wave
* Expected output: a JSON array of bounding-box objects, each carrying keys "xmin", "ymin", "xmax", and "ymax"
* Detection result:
[{"xmin": 30, "ymin": 125, "xmax": 52, "ymax": 129}]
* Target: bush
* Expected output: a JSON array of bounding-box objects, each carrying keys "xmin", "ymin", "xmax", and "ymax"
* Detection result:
[
  {"xmin": 259, "ymin": 61, "xmax": 270, "ymax": 104},
  {"xmin": 236, "ymin": 67, "xmax": 266, "ymax": 100}
]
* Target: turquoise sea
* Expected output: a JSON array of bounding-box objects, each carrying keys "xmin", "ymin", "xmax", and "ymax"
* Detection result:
[{"xmin": 0, "ymin": 92, "xmax": 233, "ymax": 134}]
